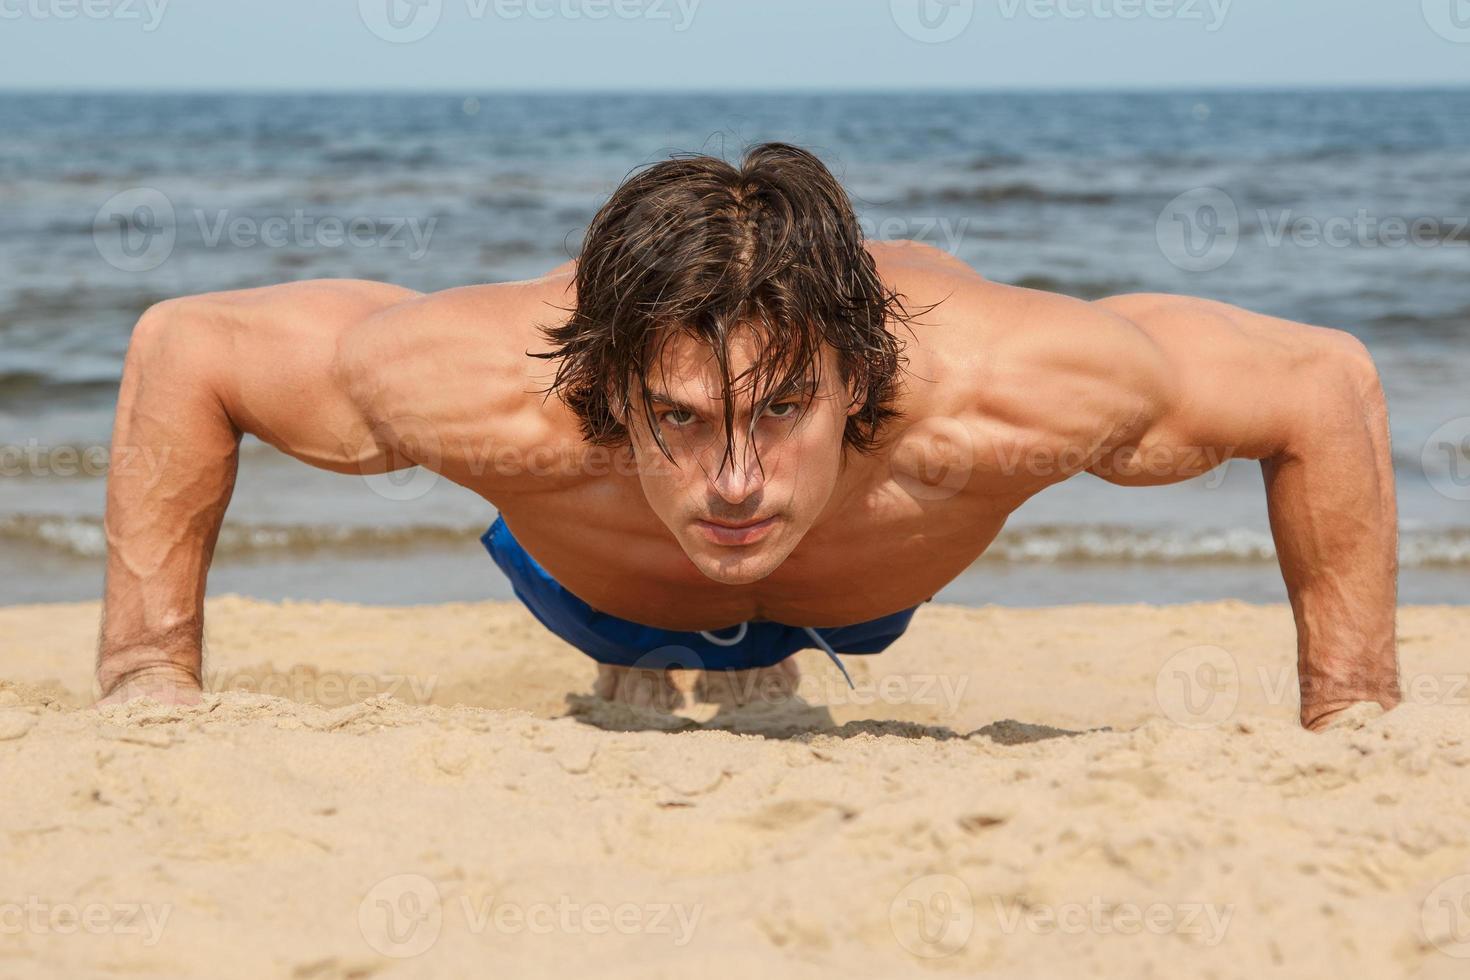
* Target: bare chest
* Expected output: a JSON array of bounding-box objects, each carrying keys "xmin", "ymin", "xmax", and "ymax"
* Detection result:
[{"xmin": 493, "ymin": 476, "xmax": 1011, "ymax": 631}]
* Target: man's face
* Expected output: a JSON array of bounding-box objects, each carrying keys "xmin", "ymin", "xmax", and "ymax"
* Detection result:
[{"xmin": 626, "ymin": 328, "xmax": 858, "ymax": 586}]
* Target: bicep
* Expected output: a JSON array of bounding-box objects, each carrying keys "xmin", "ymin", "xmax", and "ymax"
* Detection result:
[
  {"xmin": 1089, "ymin": 294, "xmax": 1350, "ymax": 485},
  {"xmin": 186, "ymin": 280, "xmax": 420, "ymax": 474}
]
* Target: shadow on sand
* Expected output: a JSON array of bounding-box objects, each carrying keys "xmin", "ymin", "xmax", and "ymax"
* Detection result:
[{"xmin": 563, "ymin": 692, "xmax": 1107, "ymax": 745}]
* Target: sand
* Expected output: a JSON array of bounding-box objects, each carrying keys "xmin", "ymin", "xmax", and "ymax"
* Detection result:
[{"xmin": 2, "ymin": 596, "xmax": 1469, "ymax": 979}]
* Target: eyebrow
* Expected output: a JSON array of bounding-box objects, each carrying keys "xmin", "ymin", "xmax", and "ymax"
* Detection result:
[{"xmin": 646, "ymin": 377, "xmax": 816, "ymax": 412}]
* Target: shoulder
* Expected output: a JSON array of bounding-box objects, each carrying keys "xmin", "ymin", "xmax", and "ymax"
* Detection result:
[
  {"xmin": 883, "ymin": 274, "xmax": 1176, "ymax": 492},
  {"xmin": 866, "ymin": 238, "xmax": 980, "ymax": 283},
  {"xmin": 337, "ymin": 271, "xmax": 574, "ymax": 404},
  {"xmin": 145, "ymin": 279, "xmax": 421, "ymax": 345},
  {"xmin": 341, "ymin": 270, "xmax": 573, "ymax": 359},
  {"xmin": 334, "ymin": 270, "xmax": 589, "ymax": 492},
  {"xmin": 875, "ymin": 256, "xmax": 1165, "ymax": 418}
]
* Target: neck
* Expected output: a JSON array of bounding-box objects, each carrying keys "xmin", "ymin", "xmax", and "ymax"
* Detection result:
[{"xmin": 812, "ymin": 444, "xmax": 882, "ymax": 532}]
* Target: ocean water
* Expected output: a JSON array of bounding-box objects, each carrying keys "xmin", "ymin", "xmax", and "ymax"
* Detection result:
[{"xmin": 1, "ymin": 90, "xmax": 1466, "ymax": 607}]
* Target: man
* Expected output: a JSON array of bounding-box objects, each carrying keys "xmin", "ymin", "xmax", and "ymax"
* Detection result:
[{"xmin": 95, "ymin": 143, "xmax": 1402, "ymax": 729}]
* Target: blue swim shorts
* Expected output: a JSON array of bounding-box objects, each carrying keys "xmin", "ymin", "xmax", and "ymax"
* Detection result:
[{"xmin": 481, "ymin": 514, "xmax": 921, "ymax": 678}]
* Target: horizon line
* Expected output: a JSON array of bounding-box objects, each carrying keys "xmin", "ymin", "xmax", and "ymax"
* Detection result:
[{"xmin": 1, "ymin": 82, "xmax": 1468, "ymax": 96}]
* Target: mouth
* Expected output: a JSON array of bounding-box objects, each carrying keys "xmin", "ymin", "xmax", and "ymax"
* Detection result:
[{"xmin": 694, "ymin": 514, "xmax": 779, "ymax": 547}]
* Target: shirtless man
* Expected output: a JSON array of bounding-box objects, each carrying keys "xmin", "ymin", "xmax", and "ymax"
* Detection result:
[{"xmin": 95, "ymin": 143, "xmax": 1402, "ymax": 729}]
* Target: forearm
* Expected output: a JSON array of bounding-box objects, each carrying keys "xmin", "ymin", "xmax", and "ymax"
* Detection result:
[
  {"xmin": 1261, "ymin": 351, "xmax": 1401, "ymax": 729},
  {"xmin": 98, "ymin": 303, "xmax": 241, "ymax": 697}
]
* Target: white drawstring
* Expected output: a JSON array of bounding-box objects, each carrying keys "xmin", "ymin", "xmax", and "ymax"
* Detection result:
[
  {"xmin": 803, "ymin": 626, "xmax": 855, "ymax": 689},
  {"xmin": 699, "ymin": 621, "xmax": 854, "ymax": 689},
  {"xmin": 698, "ymin": 622, "xmax": 748, "ymax": 646}
]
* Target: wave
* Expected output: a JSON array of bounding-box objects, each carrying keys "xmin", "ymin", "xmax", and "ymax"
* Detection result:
[
  {"xmin": 0, "ymin": 515, "xmax": 483, "ymax": 559},
  {"xmin": 322, "ymin": 146, "xmax": 437, "ymax": 167},
  {"xmin": 902, "ymin": 183, "xmax": 1119, "ymax": 207},
  {"xmin": 6, "ymin": 514, "xmax": 1470, "ymax": 568},
  {"xmin": 0, "ymin": 370, "xmax": 119, "ymax": 402},
  {"xmin": 983, "ymin": 523, "xmax": 1470, "ymax": 568},
  {"xmin": 965, "ymin": 156, "xmax": 1026, "ymax": 172},
  {"xmin": 0, "ymin": 439, "xmax": 352, "ymax": 479},
  {"xmin": 1, "ymin": 286, "xmax": 165, "ymax": 324},
  {"xmin": 1364, "ymin": 307, "xmax": 1470, "ymax": 339},
  {"xmin": 984, "ymin": 524, "xmax": 1277, "ymax": 564}
]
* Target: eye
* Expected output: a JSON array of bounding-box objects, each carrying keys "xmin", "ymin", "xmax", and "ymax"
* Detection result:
[
  {"xmin": 661, "ymin": 409, "xmax": 697, "ymax": 427},
  {"xmin": 765, "ymin": 401, "xmax": 801, "ymax": 419}
]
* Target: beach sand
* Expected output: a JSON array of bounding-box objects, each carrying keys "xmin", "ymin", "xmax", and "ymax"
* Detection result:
[{"xmin": 3, "ymin": 597, "xmax": 1469, "ymax": 978}]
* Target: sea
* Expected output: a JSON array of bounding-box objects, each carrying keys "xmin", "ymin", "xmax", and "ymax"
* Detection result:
[{"xmin": 1, "ymin": 90, "xmax": 1466, "ymax": 607}]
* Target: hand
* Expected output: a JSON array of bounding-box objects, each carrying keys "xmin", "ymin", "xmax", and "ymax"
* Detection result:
[
  {"xmin": 95, "ymin": 664, "xmax": 203, "ymax": 708},
  {"xmin": 1304, "ymin": 700, "xmax": 1389, "ymax": 732}
]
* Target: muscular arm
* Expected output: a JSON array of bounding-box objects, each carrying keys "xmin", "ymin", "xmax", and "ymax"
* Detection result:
[
  {"xmin": 1092, "ymin": 293, "xmax": 1402, "ymax": 729},
  {"xmin": 97, "ymin": 280, "xmax": 418, "ymax": 704},
  {"xmin": 96, "ymin": 266, "xmax": 577, "ymax": 705}
]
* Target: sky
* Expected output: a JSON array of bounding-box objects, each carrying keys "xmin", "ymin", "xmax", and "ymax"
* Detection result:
[{"xmin": 0, "ymin": 0, "xmax": 1467, "ymax": 91}]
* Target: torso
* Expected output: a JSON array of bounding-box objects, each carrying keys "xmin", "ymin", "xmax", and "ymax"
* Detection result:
[
  {"xmin": 494, "ymin": 451, "xmax": 1017, "ymax": 630},
  {"xmin": 365, "ymin": 241, "xmax": 1124, "ymax": 631}
]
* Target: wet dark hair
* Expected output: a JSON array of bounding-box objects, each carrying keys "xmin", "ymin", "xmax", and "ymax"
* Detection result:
[{"xmin": 532, "ymin": 142, "xmax": 920, "ymax": 469}]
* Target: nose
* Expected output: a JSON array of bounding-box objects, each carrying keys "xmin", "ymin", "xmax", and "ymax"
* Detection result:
[{"xmin": 707, "ymin": 436, "xmax": 766, "ymax": 504}]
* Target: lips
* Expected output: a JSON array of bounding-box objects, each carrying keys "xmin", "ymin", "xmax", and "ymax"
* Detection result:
[
  {"xmin": 695, "ymin": 514, "xmax": 778, "ymax": 546},
  {"xmin": 703, "ymin": 516, "xmax": 768, "ymax": 530}
]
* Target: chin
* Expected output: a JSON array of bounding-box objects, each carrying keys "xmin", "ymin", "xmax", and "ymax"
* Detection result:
[
  {"xmin": 682, "ymin": 535, "xmax": 794, "ymax": 586},
  {"xmin": 692, "ymin": 557, "xmax": 778, "ymax": 586}
]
